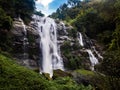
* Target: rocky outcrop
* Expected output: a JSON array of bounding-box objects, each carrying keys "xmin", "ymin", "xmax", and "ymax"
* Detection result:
[
  {"xmin": 11, "ymin": 17, "xmax": 103, "ymax": 72},
  {"xmin": 11, "ymin": 18, "xmax": 40, "ymax": 69},
  {"xmin": 56, "ymin": 20, "xmax": 103, "ymax": 70}
]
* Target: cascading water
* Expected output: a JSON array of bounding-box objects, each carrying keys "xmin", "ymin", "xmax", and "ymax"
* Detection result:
[
  {"xmin": 86, "ymin": 49, "xmax": 98, "ymax": 71},
  {"xmin": 93, "ymin": 46, "xmax": 103, "ymax": 59},
  {"xmin": 78, "ymin": 32, "xmax": 84, "ymax": 46},
  {"xmin": 33, "ymin": 15, "xmax": 64, "ymax": 77},
  {"xmin": 77, "ymin": 32, "xmax": 101, "ymax": 71}
]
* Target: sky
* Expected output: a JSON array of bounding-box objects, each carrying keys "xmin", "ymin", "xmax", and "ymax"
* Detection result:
[{"xmin": 36, "ymin": 0, "xmax": 67, "ymax": 16}]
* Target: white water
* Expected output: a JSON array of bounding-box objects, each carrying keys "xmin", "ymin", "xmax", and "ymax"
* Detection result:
[
  {"xmin": 77, "ymin": 32, "xmax": 102, "ymax": 70},
  {"xmin": 93, "ymin": 46, "xmax": 103, "ymax": 59},
  {"xmin": 78, "ymin": 32, "xmax": 84, "ymax": 46},
  {"xmin": 86, "ymin": 49, "xmax": 99, "ymax": 71},
  {"xmin": 33, "ymin": 15, "xmax": 64, "ymax": 77},
  {"xmin": 61, "ymin": 22, "xmax": 68, "ymax": 34}
]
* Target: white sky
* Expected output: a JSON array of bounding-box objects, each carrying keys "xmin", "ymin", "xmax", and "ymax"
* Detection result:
[
  {"xmin": 36, "ymin": 0, "xmax": 55, "ymax": 16},
  {"xmin": 36, "ymin": 0, "xmax": 54, "ymax": 7}
]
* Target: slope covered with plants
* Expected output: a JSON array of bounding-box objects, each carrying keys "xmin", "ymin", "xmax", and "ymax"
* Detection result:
[{"xmin": 0, "ymin": 52, "xmax": 92, "ymax": 90}]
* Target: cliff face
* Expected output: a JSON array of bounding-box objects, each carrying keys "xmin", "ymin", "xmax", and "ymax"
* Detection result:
[
  {"xmin": 10, "ymin": 17, "xmax": 103, "ymax": 71},
  {"xmin": 10, "ymin": 17, "xmax": 73, "ymax": 70},
  {"xmin": 11, "ymin": 18, "xmax": 40, "ymax": 69}
]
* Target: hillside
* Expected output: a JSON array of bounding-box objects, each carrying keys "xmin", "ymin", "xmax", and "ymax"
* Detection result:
[
  {"xmin": 0, "ymin": 52, "xmax": 92, "ymax": 90},
  {"xmin": 0, "ymin": 52, "xmax": 50, "ymax": 89}
]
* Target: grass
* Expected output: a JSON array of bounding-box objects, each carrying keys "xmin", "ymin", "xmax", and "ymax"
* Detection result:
[
  {"xmin": 0, "ymin": 53, "xmax": 51, "ymax": 90},
  {"xmin": 75, "ymin": 69, "xmax": 95, "ymax": 76}
]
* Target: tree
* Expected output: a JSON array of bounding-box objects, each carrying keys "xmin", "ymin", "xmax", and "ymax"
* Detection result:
[
  {"xmin": 109, "ymin": 24, "xmax": 120, "ymax": 50},
  {"xmin": 68, "ymin": 0, "xmax": 81, "ymax": 7},
  {"xmin": 15, "ymin": 0, "xmax": 35, "ymax": 23},
  {"xmin": 95, "ymin": 50, "xmax": 120, "ymax": 90},
  {"xmin": 0, "ymin": 0, "xmax": 35, "ymax": 23},
  {"xmin": 99, "ymin": 50, "xmax": 120, "ymax": 77},
  {"xmin": 34, "ymin": 11, "xmax": 44, "ymax": 17},
  {"xmin": 72, "ymin": 8, "xmax": 105, "ymax": 38},
  {"xmin": 0, "ymin": 8, "xmax": 12, "ymax": 31},
  {"xmin": 50, "ymin": 3, "xmax": 69, "ymax": 20}
]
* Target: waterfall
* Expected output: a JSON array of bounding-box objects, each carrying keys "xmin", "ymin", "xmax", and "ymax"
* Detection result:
[
  {"xmin": 86, "ymin": 49, "xmax": 98, "ymax": 71},
  {"xmin": 78, "ymin": 32, "xmax": 84, "ymax": 46},
  {"xmin": 33, "ymin": 15, "xmax": 64, "ymax": 77},
  {"xmin": 77, "ymin": 32, "xmax": 102, "ymax": 71},
  {"xmin": 93, "ymin": 46, "xmax": 103, "ymax": 59}
]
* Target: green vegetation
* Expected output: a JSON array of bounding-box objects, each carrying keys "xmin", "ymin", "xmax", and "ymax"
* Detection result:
[
  {"xmin": 96, "ymin": 50, "xmax": 120, "ymax": 77},
  {"xmin": 75, "ymin": 69, "xmax": 95, "ymax": 76},
  {"xmin": 34, "ymin": 11, "xmax": 45, "ymax": 17},
  {"xmin": 90, "ymin": 73, "xmax": 120, "ymax": 90},
  {"xmin": 61, "ymin": 41, "xmax": 84, "ymax": 70},
  {"xmin": 0, "ymin": 0, "xmax": 35, "ymax": 24},
  {"xmin": 53, "ymin": 77, "xmax": 92, "ymax": 90},
  {"xmin": 93, "ymin": 50, "xmax": 120, "ymax": 90},
  {"xmin": 0, "ymin": 53, "xmax": 92, "ymax": 90},
  {"xmin": 0, "ymin": 8, "xmax": 12, "ymax": 30},
  {"xmin": 0, "ymin": 53, "xmax": 49, "ymax": 89}
]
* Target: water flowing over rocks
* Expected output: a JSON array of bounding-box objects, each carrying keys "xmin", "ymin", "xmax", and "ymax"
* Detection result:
[
  {"xmin": 11, "ymin": 16, "xmax": 103, "ymax": 77},
  {"xmin": 77, "ymin": 32, "xmax": 103, "ymax": 70},
  {"xmin": 32, "ymin": 15, "xmax": 64, "ymax": 77}
]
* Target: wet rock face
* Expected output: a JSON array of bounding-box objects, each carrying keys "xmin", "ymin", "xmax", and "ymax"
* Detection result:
[
  {"xmin": 12, "ymin": 20, "xmax": 25, "ymax": 36},
  {"xmin": 56, "ymin": 21, "xmax": 103, "ymax": 70},
  {"xmin": 11, "ymin": 18, "xmax": 40, "ymax": 69},
  {"xmin": 11, "ymin": 17, "xmax": 74, "ymax": 70},
  {"xmin": 11, "ymin": 17, "xmax": 103, "ymax": 71},
  {"xmin": 11, "ymin": 19, "xmax": 27, "ymax": 54}
]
